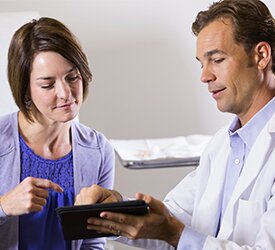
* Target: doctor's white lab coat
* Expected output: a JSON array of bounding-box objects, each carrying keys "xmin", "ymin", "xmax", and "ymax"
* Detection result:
[{"xmin": 118, "ymin": 114, "xmax": 275, "ymax": 249}]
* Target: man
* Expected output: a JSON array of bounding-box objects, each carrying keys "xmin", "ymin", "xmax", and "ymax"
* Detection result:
[{"xmin": 76, "ymin": 0, "xmax": 275, "ymax": 249}]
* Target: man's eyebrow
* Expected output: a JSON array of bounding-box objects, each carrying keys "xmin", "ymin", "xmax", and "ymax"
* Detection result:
[
  {"xmin": 196, "ymin": 49, "xmax": 227, "ymax": 62},
  {"xmin": 205, "ymin": 49, "xmax": 227, "ymax": 58}
]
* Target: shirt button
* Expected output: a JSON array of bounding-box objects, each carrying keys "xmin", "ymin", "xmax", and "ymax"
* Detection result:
[{"xmin": 234, "ymin": 158, "xmax": 240, "ymax": 164}]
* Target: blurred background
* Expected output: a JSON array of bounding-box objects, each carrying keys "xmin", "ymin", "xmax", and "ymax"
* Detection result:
[{"xmin": 1, "ymin": 1, "xmax": 274, "ymax": 249}]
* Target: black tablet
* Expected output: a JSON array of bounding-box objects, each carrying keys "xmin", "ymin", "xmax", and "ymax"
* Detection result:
[{"xmin": 56, "ymin": 200, "xmax": 148, "ymax": 240}]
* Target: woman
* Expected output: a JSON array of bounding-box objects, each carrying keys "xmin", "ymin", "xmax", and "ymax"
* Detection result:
[{"xmin": 0, "ymin": 17, "xmax": 114, "ymax": 250}]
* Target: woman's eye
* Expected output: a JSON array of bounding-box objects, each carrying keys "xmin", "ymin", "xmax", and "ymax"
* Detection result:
[
  {"xmin": 67, "ymin": 75, "xmax": 79, "ymax": 82},
  {"xmin": 41, "ymin": 84, "xmax": 54, "ymax": 89}
]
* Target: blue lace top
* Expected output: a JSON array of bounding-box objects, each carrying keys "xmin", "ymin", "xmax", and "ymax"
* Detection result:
[{"xmin": 19, "ymin": 134, "xmax": 74, "ymax": 250}]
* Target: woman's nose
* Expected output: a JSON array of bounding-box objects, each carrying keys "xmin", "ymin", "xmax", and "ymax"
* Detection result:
[{"xmin": 56, "ymin": 81, "xmax": 71, "ymax": 100}]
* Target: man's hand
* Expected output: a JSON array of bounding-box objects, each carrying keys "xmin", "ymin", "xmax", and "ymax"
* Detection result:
[
  {"xmin": 0, "ymin": 177, "xmax": 63, "ymax": 216},
  {"xmin": 86, "ymin": 192, "xmax": 185, "ymax": 247},
  {"xmin": 75, "ymin": 184, "xmax": 122, "ymax": 205}
]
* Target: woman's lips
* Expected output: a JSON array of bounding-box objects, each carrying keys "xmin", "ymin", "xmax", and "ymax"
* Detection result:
[{"xmin": 55, "ymin": 102, "xmax": 75, "ymax": 109}]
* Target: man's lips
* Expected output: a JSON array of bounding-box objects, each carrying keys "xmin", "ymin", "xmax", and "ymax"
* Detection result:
[
  {"xmin": 209, "ymin": 87, "xmax": 226, "ymax": 98},
  {"xmin": 210, "ymin": 87, "xmax": 226, "ymax": 94}
]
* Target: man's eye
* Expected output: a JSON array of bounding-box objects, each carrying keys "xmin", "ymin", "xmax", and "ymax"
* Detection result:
[{"xmin": 213, "ymin": 58, "xmax": 225, "ymax": 64}]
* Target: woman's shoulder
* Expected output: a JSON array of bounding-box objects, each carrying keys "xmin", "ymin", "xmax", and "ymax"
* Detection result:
[
  {"xmin": 0, "ymin": 112, "xmax": 17, "ymax": 130},
  {"xmin": 0, "ymin": 112, "xmax": 18, "ymax": 156},
  {"xmin": 71, "ymin": 121, "xmax": 111, "ymax": 149},
  {"xmin": 0, "ymin": 112, "xmax": 17, "ymax": 125}
]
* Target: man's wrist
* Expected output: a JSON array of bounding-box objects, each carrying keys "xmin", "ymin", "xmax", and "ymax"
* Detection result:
[{"xmin": 165, "ymin": 214, "xmax": 185, "ymax": 247}]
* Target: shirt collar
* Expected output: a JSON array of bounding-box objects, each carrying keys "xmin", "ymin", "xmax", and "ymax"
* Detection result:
[{"xmin": 228, "ymin": 97, "xmax": 275, "ymax": 152}]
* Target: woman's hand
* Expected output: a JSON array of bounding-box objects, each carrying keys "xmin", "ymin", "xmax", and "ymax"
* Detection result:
[
  {"xmin": 75, "ymin": 184, "xmax": 122, "ymax": 205},
  {"xmin": 0, "ymin": 177, "xmax": 63, "ymax": 216}
]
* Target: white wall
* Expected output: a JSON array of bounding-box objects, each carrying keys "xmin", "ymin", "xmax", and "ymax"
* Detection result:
[
  {"xmin": 0, "ymin": 11, "xmax": 39, "ymax": 116},
  {"xmin": 1, "ymin": 1, "xmax": 274, "ymax": 249}
]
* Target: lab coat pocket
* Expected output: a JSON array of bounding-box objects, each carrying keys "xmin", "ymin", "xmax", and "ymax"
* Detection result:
[{"xmin": 233, "ymin": 199, "xmax": 261, "ymax": 245}]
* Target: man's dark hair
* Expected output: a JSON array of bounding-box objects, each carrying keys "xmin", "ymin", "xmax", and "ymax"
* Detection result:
[{"xmin": 192, "ymin": 0, "xmax": 275, "ymax": 73}]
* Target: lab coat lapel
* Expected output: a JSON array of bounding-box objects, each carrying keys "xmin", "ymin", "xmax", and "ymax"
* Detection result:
[
  {"xmin": 193, "ymin": 135, "xmax": 229, "ymax": 235},
  {"xmin": 218, "ymin": 116, "xmax": 275, "ymax": 239}
]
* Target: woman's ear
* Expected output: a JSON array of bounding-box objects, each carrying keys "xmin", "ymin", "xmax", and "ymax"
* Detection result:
[{"xmin": 254, "ymin": 41, "xmax": 271, "ymax": 70}]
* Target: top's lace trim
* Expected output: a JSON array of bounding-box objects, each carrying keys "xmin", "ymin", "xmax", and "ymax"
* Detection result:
[{"xmin": 19, "ymin": 134, "xmax": 74, "ymax": 190}]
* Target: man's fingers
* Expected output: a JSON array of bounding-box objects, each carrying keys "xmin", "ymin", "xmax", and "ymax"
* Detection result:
[
  {"xmin": 87, "ymin": 216, "xmax": 125, "ymax": 235},
  {"xmin": 135, "ymin": 192, "xmax": 146, "ymax": 201},
  {"xmin": 87, "ymin": 223, "xmax": 119, "ymax": 235},
  {"xmin": 136, "ymin": 192, "xmax": 153, "ymax": 206},
  {"xmin": 87, "ymin": 215, "xmax": 139, "ymax": 239}
]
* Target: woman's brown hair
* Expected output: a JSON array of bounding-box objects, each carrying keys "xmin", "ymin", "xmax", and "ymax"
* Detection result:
[{"xmin": 8, "ymin": 17, "xmax": 92, "ymax": 121}]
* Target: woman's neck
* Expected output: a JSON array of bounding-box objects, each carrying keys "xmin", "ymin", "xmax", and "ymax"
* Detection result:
[{"xmin": 18, "ymin": 111, "xmax": 72, "ymax": 160}]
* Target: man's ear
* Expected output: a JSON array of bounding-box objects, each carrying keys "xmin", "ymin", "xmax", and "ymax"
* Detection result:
[{"xmin": 254, "ymin": 41, "xmax": 271, "ymax": 70}]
